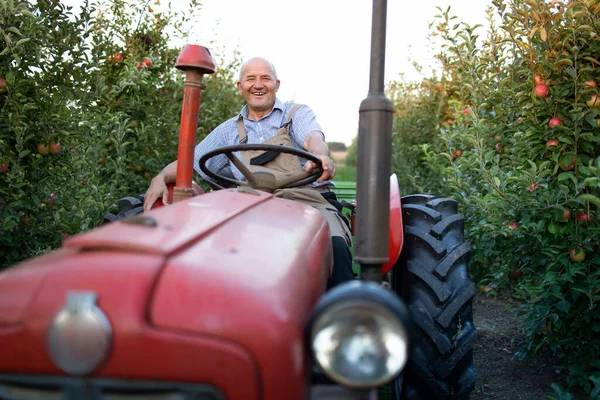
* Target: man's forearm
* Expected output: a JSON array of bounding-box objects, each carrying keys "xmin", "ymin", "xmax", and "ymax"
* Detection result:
[
  {"xmin": 304, "ymin": 131, "xmax": 329, "ymax": 156},
  {"xmin": 156, "ymin": 160, "xmax": 178, "ymax": 184}
]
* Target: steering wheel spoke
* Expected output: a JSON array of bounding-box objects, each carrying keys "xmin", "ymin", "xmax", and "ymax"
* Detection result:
[{"xmin": 224, "ymin": 151, "xmax": 257, "ymax": 186}]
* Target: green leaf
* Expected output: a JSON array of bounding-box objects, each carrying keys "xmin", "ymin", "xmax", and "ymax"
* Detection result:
[
  {"xmin": 6, "ymin": 27, "xmax": 23, "ymax": 36},
  {"xmin": 578, "ymin": 194, "xmax": 600, "ymax": 208},
  {"xmin": 545, "ymin": 271, "xmax": 557, "ymax": 281},
  {"xmin": 18, "ymin": 150, "xmax": 30, "ymax": 158},
  {"xmin": 558, "ymin": 172, "xmax": 573, "ymax": 181},
  {"xmin": 559, "ymin": 137, "xmax": 573, "ymax": 145},
  {"xmin": 556, "ymin": 58, "xmax": 573, "ymax": 66},
  {"xmin": 565, "ymin": 66, "xmax": 576, "ymax": 78},
  {"xmin": 583, "ymin": 56, "xmax": 600, "ymax": 65},
  {"xmin": 15, "ymin": 38, "xmax": 30, "ymax": 47}
]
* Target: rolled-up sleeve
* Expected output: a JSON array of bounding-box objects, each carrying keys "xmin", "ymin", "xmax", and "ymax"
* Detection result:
[
  {"xmin": 193, "ymin": 123, "xmax": 230, "ymax": 179},
  {"xmin": 289, "ymin": 105, "xmax": 323, "ymax": 149}
]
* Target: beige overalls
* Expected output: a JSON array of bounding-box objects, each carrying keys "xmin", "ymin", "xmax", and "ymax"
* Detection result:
[{"xmin": 235, "ymin": 105, "xmax": 352, "ymax": 246}]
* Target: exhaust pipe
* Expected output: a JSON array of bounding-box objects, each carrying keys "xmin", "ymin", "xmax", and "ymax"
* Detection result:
[
  {"xmin": 354, "ymin": 0, "xmax": 394, "ymax": 282},
  {"xmin": 172, "ymin": 45, "xmax": 215, "ymax": 203}
]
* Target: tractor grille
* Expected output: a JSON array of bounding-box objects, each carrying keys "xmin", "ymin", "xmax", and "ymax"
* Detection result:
[{"xmin": 0, "ymin": 375, "xmax": 223, "ymax": 400}]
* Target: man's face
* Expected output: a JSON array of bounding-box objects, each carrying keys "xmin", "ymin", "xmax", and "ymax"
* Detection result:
[{"xmin": 237, "ymin": 59, "xmax": 280, "ymax": 117}]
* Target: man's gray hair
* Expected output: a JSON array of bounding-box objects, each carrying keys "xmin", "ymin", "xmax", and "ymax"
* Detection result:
[{"xmin": 238, "ymin": 57, "xmax": 278, "ymax": 82}]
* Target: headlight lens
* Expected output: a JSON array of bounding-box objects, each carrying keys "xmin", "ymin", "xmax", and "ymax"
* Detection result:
[{"xmin": 311, "ymin": 297, "xmax": 409, "ymax": 388}]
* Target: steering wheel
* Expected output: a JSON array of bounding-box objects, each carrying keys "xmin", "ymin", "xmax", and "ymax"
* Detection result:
[{"xmin": 198, "ymin": 144, "xmax": 324, "ymax": 192}]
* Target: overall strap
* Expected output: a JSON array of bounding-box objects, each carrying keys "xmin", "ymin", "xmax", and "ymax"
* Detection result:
[
  {"xmin": 280, "ymin": 103, "xmax": 303, "ymax": 129},
  {"xmin": 236, "ymin": 103, "xmax": 304, "ymax": 144},
  {"xmin": 236, "ymin": 115, "xmax": 247, "ymax": 144}
]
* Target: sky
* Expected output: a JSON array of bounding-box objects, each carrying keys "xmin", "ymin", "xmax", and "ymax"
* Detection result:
[{"xmin": 61, "ymin": 0, "xmax": 491, "ymax": 146}]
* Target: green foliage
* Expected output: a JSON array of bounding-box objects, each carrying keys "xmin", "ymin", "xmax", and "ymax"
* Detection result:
[
  {"xmin": 0, "ymin": 0, "xmax": 243, "ymax": 268},
  {"xmin": 388, "ymin": 0, "xmax": 600, "ymax": 396},
  {"xmin": 328, "ymin": 141, "xmax": 347, "ymax": 152},
  {"xmin": 345, "ymin": 134, "xmax": 358, "ymax": 168},
  {"xmin": 334, "ymin": 165, "xmax": 356, "ymax": 182}
]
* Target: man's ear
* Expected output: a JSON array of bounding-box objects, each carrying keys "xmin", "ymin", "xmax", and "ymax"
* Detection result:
[
  {"xmin": 275, "ymin": 80, "xmax": 280, "ymax": 92},
  {"xmin": 236, "ymin": 81, "xmax": 242, "ymax": 93}
]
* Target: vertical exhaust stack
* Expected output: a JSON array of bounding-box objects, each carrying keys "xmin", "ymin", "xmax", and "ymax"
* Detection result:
[
  {"xmin": 173, "ymin": 45, "xmax": 215, "ymax": 203},
  {"xmin": 354, "ymin": 0, "xmax": 393, "ymax": 282}
]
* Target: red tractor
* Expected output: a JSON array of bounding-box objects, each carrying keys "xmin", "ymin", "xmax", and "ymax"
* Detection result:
[{"xmin": 0, "ymin": 0, "xmax": 475, "ymax": 399}]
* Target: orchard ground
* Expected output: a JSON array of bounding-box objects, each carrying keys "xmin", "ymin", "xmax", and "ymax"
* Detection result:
[{"xmin": 470, "ymin": 292, "xmax": 587, "ymax": 400}]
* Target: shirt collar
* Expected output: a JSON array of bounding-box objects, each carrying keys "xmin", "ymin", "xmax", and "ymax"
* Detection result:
[{"xmin": 239, "ymin": 98, "xmax": 284, "ymax": 120}]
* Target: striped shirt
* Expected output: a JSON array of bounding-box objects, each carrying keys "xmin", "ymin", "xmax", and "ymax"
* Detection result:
[{"xmin": 193, "ymin": 98, "xmax": 332, "ymax": 187}]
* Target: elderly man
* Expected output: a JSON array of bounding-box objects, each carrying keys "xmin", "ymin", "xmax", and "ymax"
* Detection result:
[{"xmin": 143, "ymin": 57, "xmax": 353, "ymax": 288}]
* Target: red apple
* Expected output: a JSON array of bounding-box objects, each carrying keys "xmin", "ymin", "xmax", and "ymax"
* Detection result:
[
  {"xmin": 576, "ymin": 212, "xmax": 595, "ymax": 225},
  {"xmin": 495, "ymin": 143, "xmax": 502, "ymax": 153},
  {"xmin": 0, "ymin": 77, "xmax": 6, "ymax": 94},
  {"xmin": 511, "ymin": 267, "xmax": 523, "ymax": 279},
  {"xmin": 561, "ymin": 207, "xmax": 571, "ymax": 221},
  {"xmin": 529, "ymin": 183, "xmax": 538, "ymax": 192},
  {"xmin": 142, "ymin": 58, "xmax": 153, "ymax": 68},
  {"xmin": 0, "ymin": 162, "xmax": 8, "ymax": 174},
  {"xmin": 49, "ymin": 141, "xmax": 61, "ymax": 154},
  {"xmin": 584, "ymin": 80, "xmax": 597, "ymax": 88},
  {"xmin": 559, "ymin": 155, "xmax": 576, "ymax": 171},
  {"xmin": 548, "ymin": 117, "xmax": 563, "ymax": 128},
  {"xmin": 452, "ymin": 149, "xmax": 463, "ymax": 159},
  {"xmin": 569, "ymin": 247, "xmax": 586, "ymax": 262},
  {"xmin": 509, "ymin": 221, "xmax": 518, "ymax": 230},
  {"xmin": 463, "ymin": 108, "xmax": 470, "ymax": 115},
  {"xmin": 115, "ymin": 53, "xmax": 123, "ymax": 62},
  {"xmin": 535, "ymin": 84, "xmax": 549, "ymax": 98},
  {"xmin": 546, "ymin": 139, "xmax": 559, "ymax": 149},
  {"xmin": 37, "ymin": 143, "xmax": 49, "ymax": 155}
]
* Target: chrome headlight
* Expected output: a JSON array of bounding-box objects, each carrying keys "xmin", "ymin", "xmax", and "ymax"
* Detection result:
[{"xmin": 308, "ymin": 281, "xmax": 411, "ymax": 388}]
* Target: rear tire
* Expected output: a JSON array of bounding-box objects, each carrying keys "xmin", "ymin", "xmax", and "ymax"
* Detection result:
[{"xmin": 392, "ymin": 194, "xmax": 476, "ymax": 400}]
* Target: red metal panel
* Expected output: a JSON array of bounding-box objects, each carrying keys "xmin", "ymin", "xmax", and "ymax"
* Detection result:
[
  {"xmin": 151, "ymin": 196, "xmax": 332, "ymax": 400},
  {"xmin": 0, "ymin": 251, "xmax": 259, "ymax": 400},
  {"xmin": 382, "ymin": 173, "xmax": 403, "ymax": 275},
  {"xmin": 0, "ymin": 247, "xmax": 77, "ymax": 326},
  {"xmin": 65, "ymin": 190, "xmax": 272, "ymax": 256}
]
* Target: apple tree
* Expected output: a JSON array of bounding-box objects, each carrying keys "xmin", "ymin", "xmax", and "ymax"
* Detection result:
[{"xmin": 388, "ymin": 0, "xmax": 600, "ymax": 395}]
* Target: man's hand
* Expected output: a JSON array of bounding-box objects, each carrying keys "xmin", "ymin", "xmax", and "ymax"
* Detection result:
[
  {"xmin": 305, "ymin": 155, "xmax": 336, "ymax": 183},
  {"xmin": 303, "ymin": 131, "xmax": 335, "ymax": 183},
  {"xmin": 143, "ymin": 161, "xmax": 178, "ymax": 212},
  {"xmin": 143, "ymin": 175, "xmax": 169, "ymax": 212}
]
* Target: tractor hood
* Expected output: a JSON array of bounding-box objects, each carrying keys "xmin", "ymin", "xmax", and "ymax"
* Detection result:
[
  {"xmin": 0, "ymin": 189, "xmax": 332, "ymax": 399},
  {"xmin": 64, "ymin": 188, "xmax": 274, "ymax": 256},
  {"xmin": 0, "ymin": 189, "xmax": 275, "ymax": 328},
  {"xmin": 147, "ymin": 189, "xmax": 333, "ymax": 399}
]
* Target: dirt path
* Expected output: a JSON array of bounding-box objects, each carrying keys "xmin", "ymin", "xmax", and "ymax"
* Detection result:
[{"xmin": 471, "ymin": 292, "xmax": 587, "ymax": 400}]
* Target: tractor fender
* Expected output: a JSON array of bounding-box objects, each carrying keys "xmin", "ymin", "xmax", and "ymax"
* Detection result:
[{"xmin": 382, "ymin": 173, "xmax": 403, "ymax": 275}]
